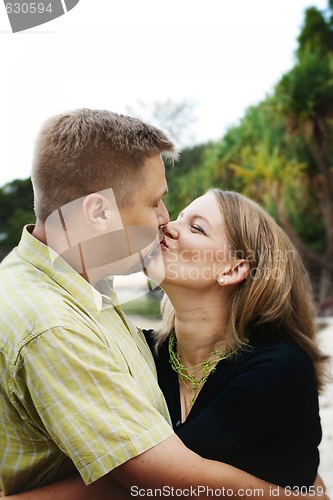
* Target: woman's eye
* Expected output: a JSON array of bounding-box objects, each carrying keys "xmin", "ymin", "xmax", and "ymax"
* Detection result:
[{"xmin": 190, "ymin": 225, "xmax": 206, "ymax": 235}]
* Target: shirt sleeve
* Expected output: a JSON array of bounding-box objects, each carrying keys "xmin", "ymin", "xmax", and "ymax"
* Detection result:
[{"xmin": 12, "ymin": 325, "xmax": 174, "ymax": 485}]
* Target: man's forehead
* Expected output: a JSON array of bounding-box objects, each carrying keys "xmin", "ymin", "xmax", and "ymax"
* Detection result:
[{"xmin": 127, "ymin": 158, "xmax": 167, "ymax": 206}]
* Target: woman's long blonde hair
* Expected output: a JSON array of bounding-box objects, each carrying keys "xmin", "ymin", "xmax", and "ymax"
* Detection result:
[{"xmin": 157, "ymin": 189, "xmax": 328, "ymax": 391}]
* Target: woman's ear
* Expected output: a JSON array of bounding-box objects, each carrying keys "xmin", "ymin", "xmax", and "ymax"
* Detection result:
[{"xmin": 218, "ymin": 259, "xmax": 250, "ymax": 286}]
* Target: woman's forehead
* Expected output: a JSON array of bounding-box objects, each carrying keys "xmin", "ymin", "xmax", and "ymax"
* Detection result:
[{"xmin": 184, "ymin": 192, "xmax": 221, "ymax": 219}]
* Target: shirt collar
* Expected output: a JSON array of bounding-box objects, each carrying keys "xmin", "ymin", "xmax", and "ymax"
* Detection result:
[{"xmin": 18, "ymin": 225, "xmax": 120, "ymax": 314}]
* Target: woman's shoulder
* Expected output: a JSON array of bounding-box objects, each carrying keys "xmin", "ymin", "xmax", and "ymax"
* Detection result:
[{"xmin": 247, "ymin": 325, "xmax": 314, "ymax": 373}]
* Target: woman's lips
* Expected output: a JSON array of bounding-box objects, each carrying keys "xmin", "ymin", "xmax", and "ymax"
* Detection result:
[{"xmin": 160, "ymin": 237, "xmax": 169, "ymax": 248}]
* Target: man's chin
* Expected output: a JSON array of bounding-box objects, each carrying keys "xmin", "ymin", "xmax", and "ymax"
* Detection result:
[
  {"xmin": 102, "ymin": 243, "xmax": 164, "ymax": 282},
  {"xmin": 144, "ymin": 256, "xmax": 165, "ymax": 285}
]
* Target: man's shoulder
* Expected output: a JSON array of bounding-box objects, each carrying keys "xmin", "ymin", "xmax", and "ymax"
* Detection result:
[{"xmin": 0, "ymin": 272, "xmax": 92, "ymax": 365}]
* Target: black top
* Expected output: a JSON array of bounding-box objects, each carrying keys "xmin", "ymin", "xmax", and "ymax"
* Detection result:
[{"xmin": 144, "ymin": 326, "xmax": 321, "ymax": 488}]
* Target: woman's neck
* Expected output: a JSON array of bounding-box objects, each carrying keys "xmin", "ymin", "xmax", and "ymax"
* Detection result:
[{"xmin": 166, "ymin": 286, "xmax": 230, "ymax": 367}]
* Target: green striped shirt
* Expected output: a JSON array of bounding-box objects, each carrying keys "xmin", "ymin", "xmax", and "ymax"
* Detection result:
[{"xmin": 0, "ymin": 226, "xmax": 173, "ymax": 494}]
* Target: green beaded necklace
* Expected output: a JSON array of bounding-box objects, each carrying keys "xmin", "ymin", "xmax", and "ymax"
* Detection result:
[{"xmin": 168, "ymin": 331, "xmax": 237, "ymax": 406}]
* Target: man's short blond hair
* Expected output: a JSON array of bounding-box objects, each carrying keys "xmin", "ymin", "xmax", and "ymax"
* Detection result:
[{"xmin": 31, "ymin": 108, "xmax": 178, "ymax": 220}]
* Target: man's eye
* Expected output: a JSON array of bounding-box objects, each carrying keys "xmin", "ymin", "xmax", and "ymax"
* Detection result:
[{"xmin": 190, "ymin": 225, "xmax": 206, "ymax": 235}]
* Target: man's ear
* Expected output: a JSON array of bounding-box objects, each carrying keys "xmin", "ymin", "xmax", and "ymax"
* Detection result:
[
  {"xmin": 218, "ymin": 259, "xmax": 250, "ymax": 286},
  {"xmin": 82, "ymin": 193, "xmax": 110, "ymax": 231}
]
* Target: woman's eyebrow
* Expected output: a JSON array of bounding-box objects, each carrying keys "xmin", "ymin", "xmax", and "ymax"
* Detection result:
[
  {"xmin": 178, "ymin": 211, "xmax": 212, "ymax": 229},
  {"xmin": 192, "ymin": 215, "xmax": 212, "ymax": 229}
]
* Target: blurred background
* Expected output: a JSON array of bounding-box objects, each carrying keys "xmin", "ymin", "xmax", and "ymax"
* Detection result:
[{"xmin": 0, "ymin": 0, "xmax": 332, "ymax": 492}]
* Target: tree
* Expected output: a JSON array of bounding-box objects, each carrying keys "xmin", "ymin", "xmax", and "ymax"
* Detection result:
[
  {"xmin": 273, "ymin": 8, "xmax": 333, "ymax": 302},
  {"xmin": 204, "ymin": 4, "xmax": 333, "ymax": 304},
  {"xmin": 126, "ymin": 99, "xmax": 198, "ymax": 149},
  {"xmin": 164, "ymin": 143, "xmax": 214, "ymax": 218},
  {"xmin": 297, "ymin": 7, "xmax": 333, "ymax": 59},
  {"xmin": 0, "ymin": 178, "xmax": 34, "ymax": 259}
]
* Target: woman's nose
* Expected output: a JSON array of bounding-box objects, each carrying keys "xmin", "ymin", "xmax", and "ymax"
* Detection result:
[{"xmin": 162, "ymin": 221, "xmax": 178, "ymax": 239}]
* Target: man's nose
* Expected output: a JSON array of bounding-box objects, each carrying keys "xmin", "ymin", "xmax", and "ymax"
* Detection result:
[{"xmin": 157, "ymin": 200, "xmax": 170, "ymax": 226}]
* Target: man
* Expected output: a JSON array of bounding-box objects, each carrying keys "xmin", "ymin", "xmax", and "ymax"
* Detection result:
[{"xmin": 0, "ymin": 109, "xmax": 323, "ymax": 498}]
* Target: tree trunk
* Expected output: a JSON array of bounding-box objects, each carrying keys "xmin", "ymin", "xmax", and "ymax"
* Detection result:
[
  {"xmin": 318, "ymin": 268, "xmax": 333, "ymax": 314},
  {"xmin": 312, "ymin": 132, "xmax": 333, "ymax": 256},
  {"xmin": 273, "ymin": 182, "xmax": 333, "ymax": 305}
]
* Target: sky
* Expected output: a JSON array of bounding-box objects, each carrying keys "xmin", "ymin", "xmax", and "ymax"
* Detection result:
[{"xmin": 0, "ymin": 0, "xmax": 329, "ymax": 187}]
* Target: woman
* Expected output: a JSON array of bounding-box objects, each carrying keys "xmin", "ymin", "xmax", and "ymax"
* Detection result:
[
  {"xmin": 6, "ymin": 189, "xmax": 328, "ymax": 498},
  {"xmin": 145, "ymin": 188, "xmax": 327, "ymax": 488}
]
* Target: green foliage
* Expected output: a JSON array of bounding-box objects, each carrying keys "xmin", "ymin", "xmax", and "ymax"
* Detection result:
[
  {"xmin": 275, "ymin": 50, "xmax": 333, "ymax": 146},
  {"xmin": 121, "ymin": 291, "xmax": 161, "ymax": 318},
  {"xmin": 164, "ymin": 143, "xmax": 214, "ymax": 218},
  {"xmin": 0, "ymin": 178, "xmax": 34, "ymax": 256},
  {"xmin": 297, "ymin": 7, "xmax": 333, "ymax": 58}
]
